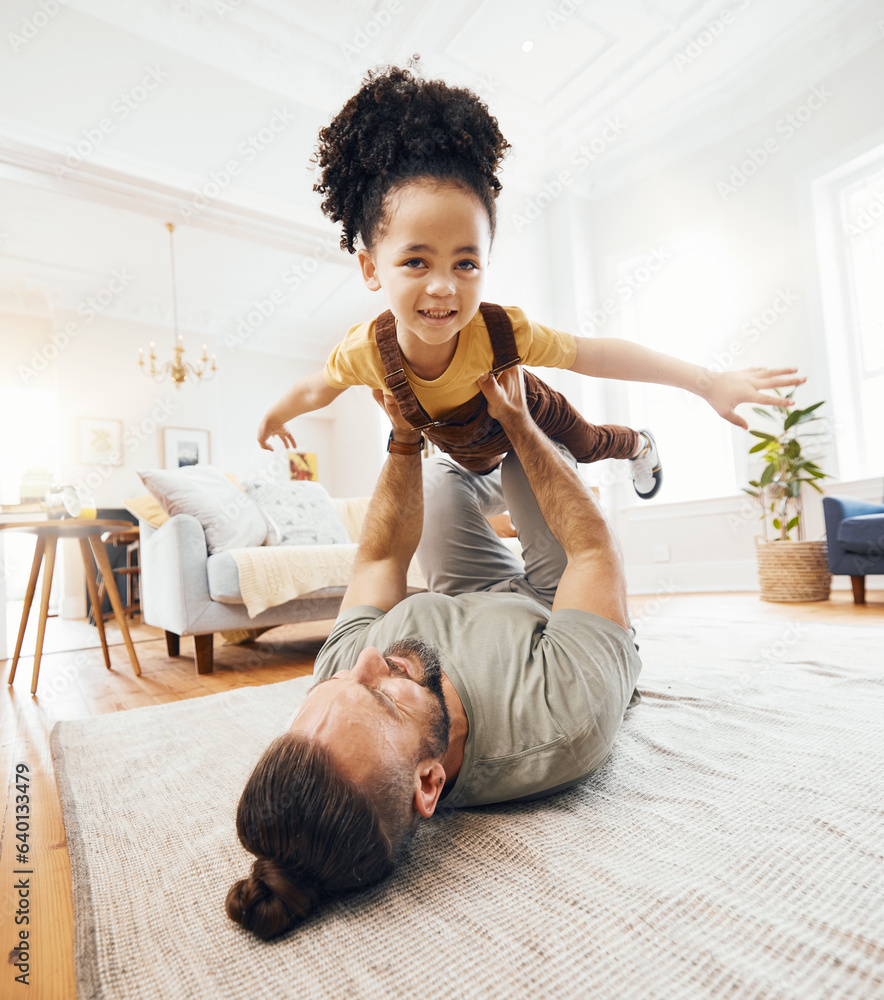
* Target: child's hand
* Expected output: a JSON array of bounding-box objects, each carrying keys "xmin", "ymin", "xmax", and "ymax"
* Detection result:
[
  {"xmin": 257, "ymin": 415, "xmax": 297, "ymax": 452},
  {"xmin": 477, "ymin": 366, "xmax": 529, "ymax": 428},
  {"xmin": 700, "ymin": 367, "xmax": 806, "ymax": 430}
]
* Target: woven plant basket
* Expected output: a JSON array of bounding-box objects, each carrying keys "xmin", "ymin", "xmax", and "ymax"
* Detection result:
[{"xmin": 754, "ymin": 537, "xmax": 831, "ymax": 602}]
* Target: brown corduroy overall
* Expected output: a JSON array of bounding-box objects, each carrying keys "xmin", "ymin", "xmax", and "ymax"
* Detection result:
[{"xmin": 375, "ymin": 302, "xmax": 639, "ymax": 474}]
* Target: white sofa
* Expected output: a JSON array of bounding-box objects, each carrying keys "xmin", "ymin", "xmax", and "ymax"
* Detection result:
[{"xmin": 137, "ymin": 497, "xmax": 373, "ymax": 674}]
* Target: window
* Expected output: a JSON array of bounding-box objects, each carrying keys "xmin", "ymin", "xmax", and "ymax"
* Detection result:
[
  {"xmin": 0, "ymin": 388, "xmax": 58, "ymax": 601},
  {"xmin": 613, "ymin": 231, "xmax": 739, "ymax": 503},
  {"xmin": 813, "ymin": 146, "xmax": 884, "ymax": 481},
  {"xmin": 0, "ymin": 388, "xmax": 58, "ymax": 505}
]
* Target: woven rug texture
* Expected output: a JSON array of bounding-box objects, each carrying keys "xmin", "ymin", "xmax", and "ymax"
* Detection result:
[{"xmin": 50, "ymin": 616, "xmax": 884, "ymax": 1000}]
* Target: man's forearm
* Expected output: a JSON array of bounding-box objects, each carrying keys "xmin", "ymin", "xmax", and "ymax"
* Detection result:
[
  {"xmin": 570, "ymin": 337, "xmax": 709, "ymax": 396},
  {"xmin": 356, "ymin": 437, "xmax": 423, "ymax": 568},
  {"xmin": 503, "ymin": 414, "xmax": 615, "ymax": 561}
]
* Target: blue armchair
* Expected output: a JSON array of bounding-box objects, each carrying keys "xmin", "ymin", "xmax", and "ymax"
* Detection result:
[{"xmin": 822, "ymin": 493, "xmax": 884, "ymax": 604}]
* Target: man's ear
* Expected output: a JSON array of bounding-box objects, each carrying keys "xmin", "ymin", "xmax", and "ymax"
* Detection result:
[
  {"xmin": 357, "ymin": 248, "xmax": 382, "ymax": 291},
  {"xmin": 413, "ymin": 760, "xmax": 446, "ymax": 819}
]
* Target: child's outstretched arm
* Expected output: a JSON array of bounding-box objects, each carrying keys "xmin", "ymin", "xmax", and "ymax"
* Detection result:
[
  {"xmin": 257, "ymin": 370, "xmax": 347, "ymax": 451},
  {"xmin": 568, "ymin": 338, "xmax": 805, "ymax": 430}
]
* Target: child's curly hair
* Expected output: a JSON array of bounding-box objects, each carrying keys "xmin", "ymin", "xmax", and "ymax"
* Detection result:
[{"xmin": 312, "ymin": 59, "xmax": 511, "ymax": 254}]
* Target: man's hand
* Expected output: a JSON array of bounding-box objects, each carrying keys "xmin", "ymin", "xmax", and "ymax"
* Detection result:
[
  {"xmin": 699, "ymin": 367, "xmax": 806, "ymax": 430},
  {"xmin": 477, "ymin": 367, "xmax": 530, "ymax": 430},
  {"xmin": 372, "ymin": 390, "xmax": 422, "ymax": 443}
]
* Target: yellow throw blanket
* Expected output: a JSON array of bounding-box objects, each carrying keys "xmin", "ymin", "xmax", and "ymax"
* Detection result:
[{"xmin": 226, "ymin": 497, "xmax": 427, "ymax": 618}]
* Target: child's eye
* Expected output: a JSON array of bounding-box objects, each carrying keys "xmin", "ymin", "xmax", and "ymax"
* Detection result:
[
  {"xmin": 456, "ymin": 260, "xmax": 479, "ymax": 271},
  {"xmin": 402, "ymin": 258, "xmax": 426, "ymax": 269}
]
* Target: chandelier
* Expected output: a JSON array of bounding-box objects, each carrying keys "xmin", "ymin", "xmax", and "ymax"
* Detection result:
[{"xmin": 138, "ymin": 222, "xmax": 216, "ymax": 388}]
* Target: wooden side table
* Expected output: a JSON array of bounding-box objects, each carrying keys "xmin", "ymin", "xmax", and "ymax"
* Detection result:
[{"xmin": 4, "ymin": 519, "xmax": 142, "ymax": 696}]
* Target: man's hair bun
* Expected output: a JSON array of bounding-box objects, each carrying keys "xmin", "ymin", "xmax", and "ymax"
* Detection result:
[
  {"xmin": 225, "ymin": 857, "xmax": 318, "ymax": 940},
  {"xmin": 312, "ymin": 59, "xmax": 511, "ymax": 253}
]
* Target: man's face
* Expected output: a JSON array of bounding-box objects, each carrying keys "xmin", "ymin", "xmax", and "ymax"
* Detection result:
[{"xmin": 289, "ymin": 639, "xmax": 451, "ymax": 787}]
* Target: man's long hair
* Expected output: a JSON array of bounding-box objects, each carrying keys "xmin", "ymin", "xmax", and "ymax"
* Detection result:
[{"xmin": 226, "ymin": 732, "xmax": 417, "ymax": 939}]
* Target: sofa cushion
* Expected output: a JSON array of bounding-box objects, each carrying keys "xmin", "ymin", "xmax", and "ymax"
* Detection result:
[
  {"xmin": 244, "ymin": 480, "xmax": 350, "ymax": 546},
  {"xmin": 206, "ymin": 551, "xmax": 244, "ymax": 603},
  {"xmin": 837, "ymin": 513, "xmax": 884, "ymax": 555},
  {"xmin": 206, "ymin": 550, "xmax": 350, "ymax": 605},
  {"xmin": 124, "ymin": 494, "xmax": 169, "ymax": 528},
  {"xmin": 138, "ymin": 466, "xmax": 267, "ymax": 554}
]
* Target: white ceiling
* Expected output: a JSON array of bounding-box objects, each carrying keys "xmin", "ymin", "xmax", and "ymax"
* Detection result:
[{"xmin": 0, "ymin": 0, "xmax": 880, "ymax": 361}]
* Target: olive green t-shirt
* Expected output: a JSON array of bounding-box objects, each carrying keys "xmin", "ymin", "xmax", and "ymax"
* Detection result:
[{"xmin": 313, "ymin": 591, "xmax": 642, "ymax": 808}]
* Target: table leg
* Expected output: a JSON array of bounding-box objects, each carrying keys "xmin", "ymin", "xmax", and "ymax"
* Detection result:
[
  {"xmin": 7, "ymin": 536, "xmax": 45, "ymax": 685},
  {"xmin": 78, "ymin": 538, "xmax": 111, "ymax": 670},
  {"xmin": 89, "ymin": 536, "xmax": 141, "ymax": 677},
  {"xmin": 30, "ymin": 533, "xmax": 58, "ymax": 696}
]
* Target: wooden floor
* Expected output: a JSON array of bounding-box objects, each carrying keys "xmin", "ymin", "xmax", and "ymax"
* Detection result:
[{"xmin": 2, "ymin": 591, "xmax": 882, "ymax": 999}]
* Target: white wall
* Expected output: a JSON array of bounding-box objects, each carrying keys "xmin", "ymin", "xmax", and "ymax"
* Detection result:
[
  {"xmin": 546, "ymin": 44, "xmax": 884, "ymax": 593},
  {"xmin": 0, "ymin": 302, "xmax": 385, "ymax": 615}
]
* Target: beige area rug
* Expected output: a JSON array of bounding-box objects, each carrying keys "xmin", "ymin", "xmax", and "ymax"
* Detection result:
[{"xmin": 51, "ymin": 617, "xmax": 884, "ymax": 1000}]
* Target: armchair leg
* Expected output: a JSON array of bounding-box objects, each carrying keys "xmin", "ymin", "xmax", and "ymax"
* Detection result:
[
  {"xmin": 194, "ymin": 634, "xmax": 214, "ymax": 674},
  {"xmin": 850, "ymin": 576, "xmax": 866, "ymax": 605},
  {"xmin": 164, "ymin": 631, "xmax": 180, "ymax": 657}
]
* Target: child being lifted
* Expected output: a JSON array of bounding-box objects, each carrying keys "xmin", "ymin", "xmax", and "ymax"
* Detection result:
[{"xmin": 258, "ymin": 61, "xmax": 803, "ymax": 497}]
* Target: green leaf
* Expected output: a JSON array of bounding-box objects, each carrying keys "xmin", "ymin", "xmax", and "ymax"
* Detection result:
[
  {"xmin": 773, "ymin": 518, "xmax": 781, "ymax": 529},
  {"xmin": 760, "ymin": 464, "xmax": 776, "ymax": 486},
  {"xmin": 749, "ymin": 430, "xmax": 778, "ymax": 440},
  {"xmin": 751, "ymin": 406, "xmax": 776, "ymax": 420},
  {"xmin": 807, "ymin": 481, "xmax": 825, "ymax": 493},
  {"xmin": 749, "ymin": 441, "xmax": 768, "ymax": 453},
  {"xmin": 786, "ymin": 516, "xmax": 800, "ymax": 532}
]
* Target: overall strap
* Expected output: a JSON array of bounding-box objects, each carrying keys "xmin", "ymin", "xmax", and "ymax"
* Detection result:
[
  {"xmin": 479, "ymin": 302, "xmax": 521, "ymax": 374},
  {"xmin": 373, "ymin": 309, "xmax": 439, "ymax": 431}
]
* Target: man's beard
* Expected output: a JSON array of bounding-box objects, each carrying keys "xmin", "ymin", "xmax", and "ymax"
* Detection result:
[{"xmin": 382, "ymin": 638, "xmax": 451, "ymax": 760}]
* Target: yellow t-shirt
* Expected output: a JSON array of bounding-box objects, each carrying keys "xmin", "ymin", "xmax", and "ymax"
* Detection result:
[{"xmin": 323, "ymin": 305, "xmax": 577, "ymax": 421}]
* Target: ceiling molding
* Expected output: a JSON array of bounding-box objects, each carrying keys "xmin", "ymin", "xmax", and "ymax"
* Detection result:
[
  {"xmin": 0, "ymin": 122, "xmax": 346, "ymax": 257},
  {"xmin": 545, "ymin": 0, "xmax": 883, "ymax": 201}
]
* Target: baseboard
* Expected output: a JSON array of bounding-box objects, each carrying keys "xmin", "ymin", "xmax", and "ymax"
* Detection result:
[
  {"xmin": 626, "ymin": 559, "xmax": 758, "ymax": 594},
  {"xmin": 626, "ymin": 559, "xmax": 884, "ymax": 595}
]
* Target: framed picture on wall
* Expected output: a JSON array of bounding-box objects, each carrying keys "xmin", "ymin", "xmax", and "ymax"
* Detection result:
[
  {"xmin": 287, "ymin": 451, "xmax": 318, "ymax": 481},
  {"xmin": 79, "ymin": 417, "xmax": 123, "ymax": 466},
  {"xmin": 162, "ymin": 427, "xmax": 211, "ymax": 470}
]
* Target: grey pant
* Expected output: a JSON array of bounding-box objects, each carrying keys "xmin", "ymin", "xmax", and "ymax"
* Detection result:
[{"xmin": 416, "ymin": 447, "xmax": 576, "ymax": 611}]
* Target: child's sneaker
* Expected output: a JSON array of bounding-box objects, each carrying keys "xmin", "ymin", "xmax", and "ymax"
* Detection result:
[{"xmin": 630, "ymin": 429, "xmax": 662, "ymax": 499}]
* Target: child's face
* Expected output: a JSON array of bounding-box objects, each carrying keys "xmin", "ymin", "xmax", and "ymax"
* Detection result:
[{"xmin": 357, "ymin": 179, "xmax": 491, "ymax": 351}]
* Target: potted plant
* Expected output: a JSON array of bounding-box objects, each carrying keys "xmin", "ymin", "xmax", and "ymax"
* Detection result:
[{"xmin": 743, "ymin": 392, "xmax": 832, "ymax": 601}]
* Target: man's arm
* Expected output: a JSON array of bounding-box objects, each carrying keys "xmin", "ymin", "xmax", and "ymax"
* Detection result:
[
  {"xmin": 568, "ymin": 337, "xmax": 804, "ymax": 430},
  {"xmin": 339, "ymin": 391, "xmax": 423, "ymax": 613},
  {"xmin": 478, "ymin": 369, "xmax": 629, "ymax": 630}
]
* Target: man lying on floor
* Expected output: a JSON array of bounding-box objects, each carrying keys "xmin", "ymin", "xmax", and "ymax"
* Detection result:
[{"xmin": 226, "ymin": 366, "xmax": 642, "ymax": 939}]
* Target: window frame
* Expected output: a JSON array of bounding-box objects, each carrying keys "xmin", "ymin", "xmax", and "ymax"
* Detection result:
[{"xmin": 809, "ymin": 135, "xmax": 884, "ymax": 483}]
